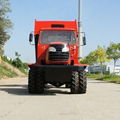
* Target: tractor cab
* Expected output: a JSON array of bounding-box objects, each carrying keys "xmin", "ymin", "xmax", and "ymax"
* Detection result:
[{"xmin": 29, "ymin": 20, "xmax": 79, "ymax": 65}]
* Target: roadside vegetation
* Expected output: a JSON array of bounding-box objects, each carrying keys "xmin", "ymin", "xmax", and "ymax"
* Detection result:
[
  {"xmin": 81, "ymin": 43, "xmax": 120, "ymax": 84},
  {"xmin": 0, "ymin": 0, "xmax": 12, "ymax": 57},
  {"xmin": 2, "ymin": 52, "xmax": 28, "ymax": 75},
  {"xmin": 0, "ymin": 0, "xmax": 28, "ymax": 79},
  {"xmin": 0, "ymin": 53, "xmax": 28, "ymax": 79},
  {"xmin": 0, "ymin": 64, "xmax": 18, "ymax": 79},
  {"xmin": 87, "ymin": 73, "xmax": 120, "ymax": 84}
]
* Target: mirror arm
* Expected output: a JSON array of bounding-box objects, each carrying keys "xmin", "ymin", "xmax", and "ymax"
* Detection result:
[{"xmin": 29, "ymin": 42, "xmax": 35, "ymax": 45}]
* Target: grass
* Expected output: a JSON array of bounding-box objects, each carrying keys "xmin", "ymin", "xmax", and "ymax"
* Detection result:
[
  {"xmin": 0, "ymin": 65, "xmax": 18, "ymax": 79},
  {"xmin": 18, "ymin": 67, "xmax": 28, "ymax": 75},
  {"xmin": 87, "ymin": 73, "xmax": 120, "ymax": 84}
]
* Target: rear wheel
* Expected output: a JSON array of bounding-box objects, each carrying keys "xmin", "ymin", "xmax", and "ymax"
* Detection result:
[
  {"xmin": 79, "ymin": 71, "xmax": 87, "ymax": 94},
  {"xmin": 70, "ymin": 71, "xmax": 87, "ymax": 94},
  {"xmin": 28, "ymin": 68, "xmax": 37, "ymax": 94}
]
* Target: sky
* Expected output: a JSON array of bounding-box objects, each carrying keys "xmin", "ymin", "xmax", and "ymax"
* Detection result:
[{"xmin": 4, "ymin": 0, "xmax": 120, "ymax": 63}]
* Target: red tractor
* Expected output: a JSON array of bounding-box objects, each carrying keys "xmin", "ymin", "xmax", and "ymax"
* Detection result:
[{"xmin": 28, "ymin": 20, "xmax": 87, "ymax": 94}]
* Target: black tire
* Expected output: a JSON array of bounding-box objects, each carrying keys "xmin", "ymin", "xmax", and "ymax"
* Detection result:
[
  {"xmin": 36, "ymin": 70, "xmax": 45, "ymax": 93},
  {"xmin": 79, "ymin": 71, "xmax": 87, "ymax": 94},
  {"xmin": 28, "ymin": 68, "xmax": 37, "ymax": 94},
  {"xmin": 71, "ymin": 71, "xmax": 80, "ymax": 94}
]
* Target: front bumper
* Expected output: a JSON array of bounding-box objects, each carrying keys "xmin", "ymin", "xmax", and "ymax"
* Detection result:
[{"xmin": 29, "ymin": 65, "xmax": 86, "ymax": 83}]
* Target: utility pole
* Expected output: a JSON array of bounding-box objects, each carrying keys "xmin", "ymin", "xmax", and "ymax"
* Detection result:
[{"xmin": 78, "ymin": 0, "xmax": 83, "ymax": 59}]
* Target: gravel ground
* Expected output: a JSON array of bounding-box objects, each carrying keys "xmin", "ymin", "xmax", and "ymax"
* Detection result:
[{"xmin": 0, "ymin": 77, "xmax": 120, "ymax": 120}]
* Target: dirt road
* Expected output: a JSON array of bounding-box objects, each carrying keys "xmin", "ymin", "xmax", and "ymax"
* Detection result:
[{"xmin": 0, "ymin": 77, "xmax": 120, "ymax": 120}]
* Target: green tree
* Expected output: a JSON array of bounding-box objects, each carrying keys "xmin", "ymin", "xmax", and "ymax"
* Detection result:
[
  {"xmin": 106, "ymin": 43, "xmax": 120, "ymax": 73},
  {"xmin": 0, "ymin": 0, "xmax": 12, "ymax": 55},
  {"xmin": 80, "ymin": 51, "xmax": 97, "ymax": 65},
  {"xmin": 93, "ymin": 46, "xmax": 109, "ymax": 64},
  {"xmin": 81, "ymin": 46, "xmax": 110, "ymax": 74},
  {"xmin": 93, "ymin": 46, "xmax": 110, "ymax": 74}
]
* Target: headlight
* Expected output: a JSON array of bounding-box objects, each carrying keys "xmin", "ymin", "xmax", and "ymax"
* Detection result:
[
  {"xmin": 49, "ymin": 47, "xmax": 56, "ymax": 52},
  {"xmin": 62, "ymin": 47, "xmax": 69, "ymax": 52}
]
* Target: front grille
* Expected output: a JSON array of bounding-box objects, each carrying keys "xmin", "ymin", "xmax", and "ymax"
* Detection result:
[{"xmin": 49, "ymin": 52, "xmax": 69, "ymax": 61}]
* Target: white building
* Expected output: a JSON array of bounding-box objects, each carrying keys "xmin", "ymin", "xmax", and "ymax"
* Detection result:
[
  {"xmin": 115, "ymin": 66, "xmax": 120, "ymax": 75},
  {"xmin": 107, "ymin": 65, "xmax": 120, "ymax": 75},
  {"xmin": 88, "ymin": 65, "xmax": 120, "ymax": 75}
]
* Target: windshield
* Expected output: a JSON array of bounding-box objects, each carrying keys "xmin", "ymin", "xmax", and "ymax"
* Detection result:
[{"xmin": 40, "ymin": 30, "xmax": 75, "ymax": 44}]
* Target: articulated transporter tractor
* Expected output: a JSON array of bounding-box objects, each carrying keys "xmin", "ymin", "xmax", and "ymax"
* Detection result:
[{"xmin": 28, "ymin": 20, "xmax": 87, "ymax": 94}]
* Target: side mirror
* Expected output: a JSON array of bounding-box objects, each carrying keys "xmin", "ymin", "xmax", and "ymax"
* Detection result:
[
  {"xmin": 83, "ymin": 33, "xmax": 86, "ymax": 45},
  {"xmin": 29, "ymin": 33, "xmax": 33, "ymax": 43}
]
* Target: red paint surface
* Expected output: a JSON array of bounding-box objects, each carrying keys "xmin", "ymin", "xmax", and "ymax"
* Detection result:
[{"xmin": 31, "ymin": 20, "xmax": 87, "ymax": 66}]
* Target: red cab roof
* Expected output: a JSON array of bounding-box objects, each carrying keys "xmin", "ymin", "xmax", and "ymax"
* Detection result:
[{"xmin": 34, "ymin": 20, "xmax": 78, "ymax": 35}]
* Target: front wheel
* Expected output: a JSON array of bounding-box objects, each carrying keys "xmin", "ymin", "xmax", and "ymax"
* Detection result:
[
  {"xmin": 71, "ymin": 71, "xmax": 80, "ymax": 94},
  {"xmin": 28, "ymin": 68, "xmax": 37, "ymax": 94},
  {"xmin": 36, "ymin": 70, "xmax": 45, "ymax": 93}
]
